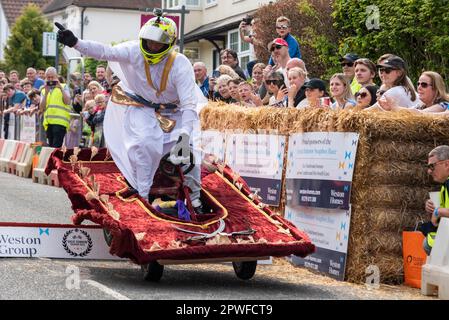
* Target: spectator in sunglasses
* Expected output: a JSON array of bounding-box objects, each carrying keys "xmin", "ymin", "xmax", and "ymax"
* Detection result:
[
  {"xmin": 374, "ymin": 55, "xmax": 419, "ymax": 109},
  {"xmin": 340, "ymin": 53, "xmax": 360, "ymax": 95},
  {"xmin": 268, "ymin": 16, "xmax": 301, "ymax": 67},
  {"xmin": 329, "ymin": 73, "xmax": 356, "ymax": 110},
  {"xmin": 265, "ymin": 71, "xmax": 288, "ymax": 107},
  {"xmin": 353, "ymin": 85, "xmax": 378, "ymax": 110},
  {"xmin": 268, "ymin": 39, "xmax": 291, "ymax": 79},
  {"xmin": 378, "ymin": 71, "xmax": 449, "ymax": 114}
]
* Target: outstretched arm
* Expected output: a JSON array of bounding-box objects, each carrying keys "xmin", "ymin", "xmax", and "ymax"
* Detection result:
[{"xmin": 56, "ymin": 22, "xmax": 132, "ymax": 63}]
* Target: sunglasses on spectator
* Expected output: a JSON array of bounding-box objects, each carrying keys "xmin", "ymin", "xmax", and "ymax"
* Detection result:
[
  {"xmin": 417, "ymin": 81, "xmax": 432, "ymax": 89},
  {"xmin": 341, "ymin": 62, "xmax": 354, "ymax": 67},
  {"xmin": 376, "ymin": 90, "xmax": 386, "ymax": 96},
  {"xmin": 271, "ymin": 45, "xmax": 284, "ymax": 51},
  {"xmin": 265, "ymin": 79, "xmax": 280, "ymax": 85},
  {"xmin": 355, "ymin": 92, "xmax": 368, "ymax": 99},
  {"xmin": 276, "ymin": 25, "xmax": 289, "ymax": 30},
  {"xmin": 427, "ymin": 160, "xmax": 447, "ymax": 171},
  {"xmin": 378, "ymin": 67, "xmax": 395, "ymax": 74}
]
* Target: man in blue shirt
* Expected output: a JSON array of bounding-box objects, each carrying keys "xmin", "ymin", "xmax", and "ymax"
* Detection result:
[
  {"xmin": 269, "ymin": 16, "xmax": 301, "ymax": 66},
  {"xmin": 193, "ymin": 62, "xmax": 210, "ymax": 98},
  {"xmin": 2, "ymin": 83, "xmax": 27, "ymax": 139},
  {"xmin": 26, "ymin": 67, "xmax": 45, "ymax": 90}
]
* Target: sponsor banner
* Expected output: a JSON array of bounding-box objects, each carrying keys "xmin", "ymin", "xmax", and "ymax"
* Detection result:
[
  {"xmin": 225, "ymin": 133, "xmax": 286, "ymax": 206},
  {"xmin": 286, "ymin": 132, "xmax": 359, "ymax": 210},
  {"xmin": 0, "ymin": 223, "xmax": 122, "ymax": 260},
  {"xmin": 19, "ymin": 115, "xmax": 36, "ymax": 143},
  {"xmin": 286, "ymin": 179, "xmax": 351, "ymax": 210},
  {"xmin": 285, "ymin": 205, "xmax": 351, "ymax": 281},
  {"xmin": 200, "ymin": 130, "xmax": 226, "ymax": 161}
]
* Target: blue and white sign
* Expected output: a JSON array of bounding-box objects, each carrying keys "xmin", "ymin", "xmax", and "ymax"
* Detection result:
[
  {"xmin": 225, "ymin": 133, "xmax": 286, "ymax": 206},
  {"xmin": 286, "ymin": 132, "xmax": 359, "ymax": 210},
  {"xmin": 285, "ymin": 206, "xmax": 351, "ymax": 281}
]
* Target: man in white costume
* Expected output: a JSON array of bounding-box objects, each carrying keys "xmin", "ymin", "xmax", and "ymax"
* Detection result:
[{"xmin": 55, "ymin": 12, "xmax": 205, "ymax": 213}]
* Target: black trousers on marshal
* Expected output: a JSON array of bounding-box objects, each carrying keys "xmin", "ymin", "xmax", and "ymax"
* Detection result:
[{"xmin": 46, "ymin": 124, "xmax": 66, "ymax": 148}]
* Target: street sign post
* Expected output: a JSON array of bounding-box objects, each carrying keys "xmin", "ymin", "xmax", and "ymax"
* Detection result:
[{"xmin": 42, "ymin": 32, "xmax": 57, "ymax": 57}]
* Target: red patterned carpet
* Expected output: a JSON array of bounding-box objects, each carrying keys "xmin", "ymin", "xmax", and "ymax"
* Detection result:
[{"xmin": 46, "ymin": 148, "xmax": 315, "ymax": 265}]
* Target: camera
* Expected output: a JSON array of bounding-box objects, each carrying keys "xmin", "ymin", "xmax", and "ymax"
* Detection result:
[
  {"xmin": 242, "ymin": 15, "xmax": 253, "ymax": 25},
  {"xmin": 212, "ymin": 70, "xmax": 221, "ymax": 78},
  {"xmin": 46, "ymin": 80, "xmax": 57, "ymax": 87}
]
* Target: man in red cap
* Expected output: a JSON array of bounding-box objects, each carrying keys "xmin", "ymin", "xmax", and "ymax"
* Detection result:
[{"xmin": 268, "ymin": 38, "xmax": 291, "ymax": 86}]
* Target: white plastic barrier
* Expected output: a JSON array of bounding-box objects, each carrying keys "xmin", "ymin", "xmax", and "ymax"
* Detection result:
[
  {"xmin": 16, "ymin": 143, "xmax": 34, "ymax": 178},
  {"xmin": 32, "ymin": 147, "xmax": 55, "ymax": 184},
  {"xmin": 0, "ymin": 140, "xmax": 18, "ymax": 172},
  {"xmin": 422, "ymin": 217, "xmax": 449, "ymax": 299}
]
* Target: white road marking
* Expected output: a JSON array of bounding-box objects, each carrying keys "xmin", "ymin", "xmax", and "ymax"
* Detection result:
[{"xmin": 84, "ymin": 280, "xmax": 131, "ymax": 300}]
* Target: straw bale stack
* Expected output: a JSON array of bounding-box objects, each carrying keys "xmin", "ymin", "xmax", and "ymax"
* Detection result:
[{"xmin": 200, "ymin": 103, "xmax": 449, "ymax": 284}]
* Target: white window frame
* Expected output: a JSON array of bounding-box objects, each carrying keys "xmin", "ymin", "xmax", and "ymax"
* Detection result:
[
  {"xmin": 227, "ymin": 28, "xmax": 254, "ymax": 68},
  {"xmin": 163, "ymin": 0, "xmax": 201, "ymax": 9},
  {"xmin": 205, "ymin": 0, "xmax": 217, "ymax": 8}
]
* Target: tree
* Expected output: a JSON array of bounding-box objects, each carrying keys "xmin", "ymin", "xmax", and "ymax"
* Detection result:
[
  {"xmin": 255, "ymin": 0, "xmax": 340, "ymax": 79},
  {"xmin": 3, "ymin": 3, "xmax": 53, "ymax": 76},
  {"xmin": 333, "ymin": 0, "xmax": 449, "ymax": 82}
]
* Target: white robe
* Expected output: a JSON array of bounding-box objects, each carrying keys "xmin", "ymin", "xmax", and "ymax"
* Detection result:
[{"xmin": 74, "ymin": 40, "xmax": 206, "ymax": 199}]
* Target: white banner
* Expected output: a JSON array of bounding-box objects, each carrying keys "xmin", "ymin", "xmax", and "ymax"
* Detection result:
[
  {"xmin": 225, "ymin": 133, "xmax": 286, "ymax": 206},
  {"xmin": 19, "ymin": 115, "xmax": 36, "ymax": 143},
  {"xmin": 200, "ymin": 130, "xmax": 226, "ymax": 161},
  {"xmin": 0, "ymin": 224, "xmax": 123, "ymax": 260},
  {"xmin": 42, "ymin": 32, "xmax": 57, "ymax": 57}
]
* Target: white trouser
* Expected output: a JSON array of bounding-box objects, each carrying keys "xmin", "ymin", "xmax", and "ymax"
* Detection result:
[{"xmin": 104, "ymin": 103, "xmax": 201, "ymax": 201}]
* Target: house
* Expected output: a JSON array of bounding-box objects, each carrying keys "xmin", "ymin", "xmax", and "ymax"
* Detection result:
[
  {"xmin": 42, "ymin": 0, "xmax": 161, "ymax": 60},
  {"xmin": 164, "ymin": 0, "xmax": 275, "ymax": 73},
  {"xmin": 0, "ymin": 0, "xmax": 52, "ymax": 60}
]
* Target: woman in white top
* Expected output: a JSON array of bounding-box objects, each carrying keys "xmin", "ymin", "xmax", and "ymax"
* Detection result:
[
  {"xmin": 379, "ymin": 71, "xmax": 449, "ymax": 114},
  {"xmin": 375, "ymin": 55, "xmax": 419, "ymax": 108},
  {"xmin": 329, "ymin": 73, "xmax": 356, "ymax": 110}
]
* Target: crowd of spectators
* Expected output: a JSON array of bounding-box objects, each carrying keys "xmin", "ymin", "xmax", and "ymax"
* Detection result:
[
  {"xmin": 0, "ymin": 64, "xmax": 112, "ymax": 148},
  {"xmin": 194, "ymin": 14, "xmax": 449, "ymax": 115}
]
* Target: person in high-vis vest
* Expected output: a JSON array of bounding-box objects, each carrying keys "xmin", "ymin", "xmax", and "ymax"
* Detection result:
[
  {"xmin": 423, "ymin": 145, "xmax": 449, "ymax": 255},
  {"xmin": 39, "ymin": 67, "xmax": 72, "ymax": 148},
  {"xmin": 55, "ymin": 11, "xmax": 207, "ymax": 213}
]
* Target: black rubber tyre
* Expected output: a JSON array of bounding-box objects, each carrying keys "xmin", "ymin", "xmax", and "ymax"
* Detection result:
[
  {"xmin": 232, "ymin": 261, "xmax": 257, "ymax": 280},
  {"xmin": 141, "ymin": 261, "xmax": 164, "ymax": 282},
  {"xmin": 103, "ymin": 228, "xmax": 113, "ymax": 247}
]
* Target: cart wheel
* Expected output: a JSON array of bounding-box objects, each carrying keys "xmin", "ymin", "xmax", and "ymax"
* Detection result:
[
  {"xmin": 103, "ymin": 228, "xmax": 113, "ymax": 247},
  {"xmin": 141, "ymin": 261, "xmax": 164, "ymax": 282},
  {"xmin": 232, "ymin": 261, "xmax": 257, "ymax": 280}
]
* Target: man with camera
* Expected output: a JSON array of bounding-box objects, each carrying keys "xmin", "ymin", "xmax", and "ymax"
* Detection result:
[
  {"xmin": 39, "ymin": 67, "xmax": 72, "ymax": 148},
  {"xmin": 239, "ymin": 16, "xmax": 263, "ymax": 77}
]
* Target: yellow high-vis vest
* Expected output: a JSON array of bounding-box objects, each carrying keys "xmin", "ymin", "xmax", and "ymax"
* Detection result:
[
  {"xmin": 42, "ymin": 84, "xmax": 72, "ymax": 131},
  {"xmin": 427, "ymin": 179, "xmax": 449, "ymax": 248}
]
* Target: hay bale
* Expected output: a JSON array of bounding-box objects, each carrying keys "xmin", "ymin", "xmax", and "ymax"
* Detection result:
[
  {"xmin": 363, "ymin": 207, "xmax": 427, "ymax": 233},
  {"xmin": 352, "ymin": 186, "xmax": 428, "ymax": 211},
  {"xmin": 199, "ymin": 103, "xmax": 449, "ymax": 285},
  {"xmin": 368, "ymin": 161, "xmax": 431, "ymax": 186}
]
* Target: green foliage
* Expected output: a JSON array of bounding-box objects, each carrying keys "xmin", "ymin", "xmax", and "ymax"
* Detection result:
[
  {"xmin": 333, "ymin": 0, "xmax": 449, "ymax": 82},
  {"xmin": 3, "ymin": 4, "xmax": 54, "ymax": 76},
  {"xmin": 255, "ymin": 0, "xmax": 341, "ymax": 79}
]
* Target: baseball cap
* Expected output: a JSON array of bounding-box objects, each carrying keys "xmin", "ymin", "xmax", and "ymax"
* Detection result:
[
  {"xmin": 340, "ymin": 53, "xmax": 359, "ymax": 63},
  {"xmin": 376, "ymin": 56, "xmax": 407, "ymax": 70},
  {"xmin": 303, "ymin": 78, "xmax": 326, "ymax": 91},
  {"xmin": 268, "ymin": 38, "xmax": 289, "ymax": 50}
]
